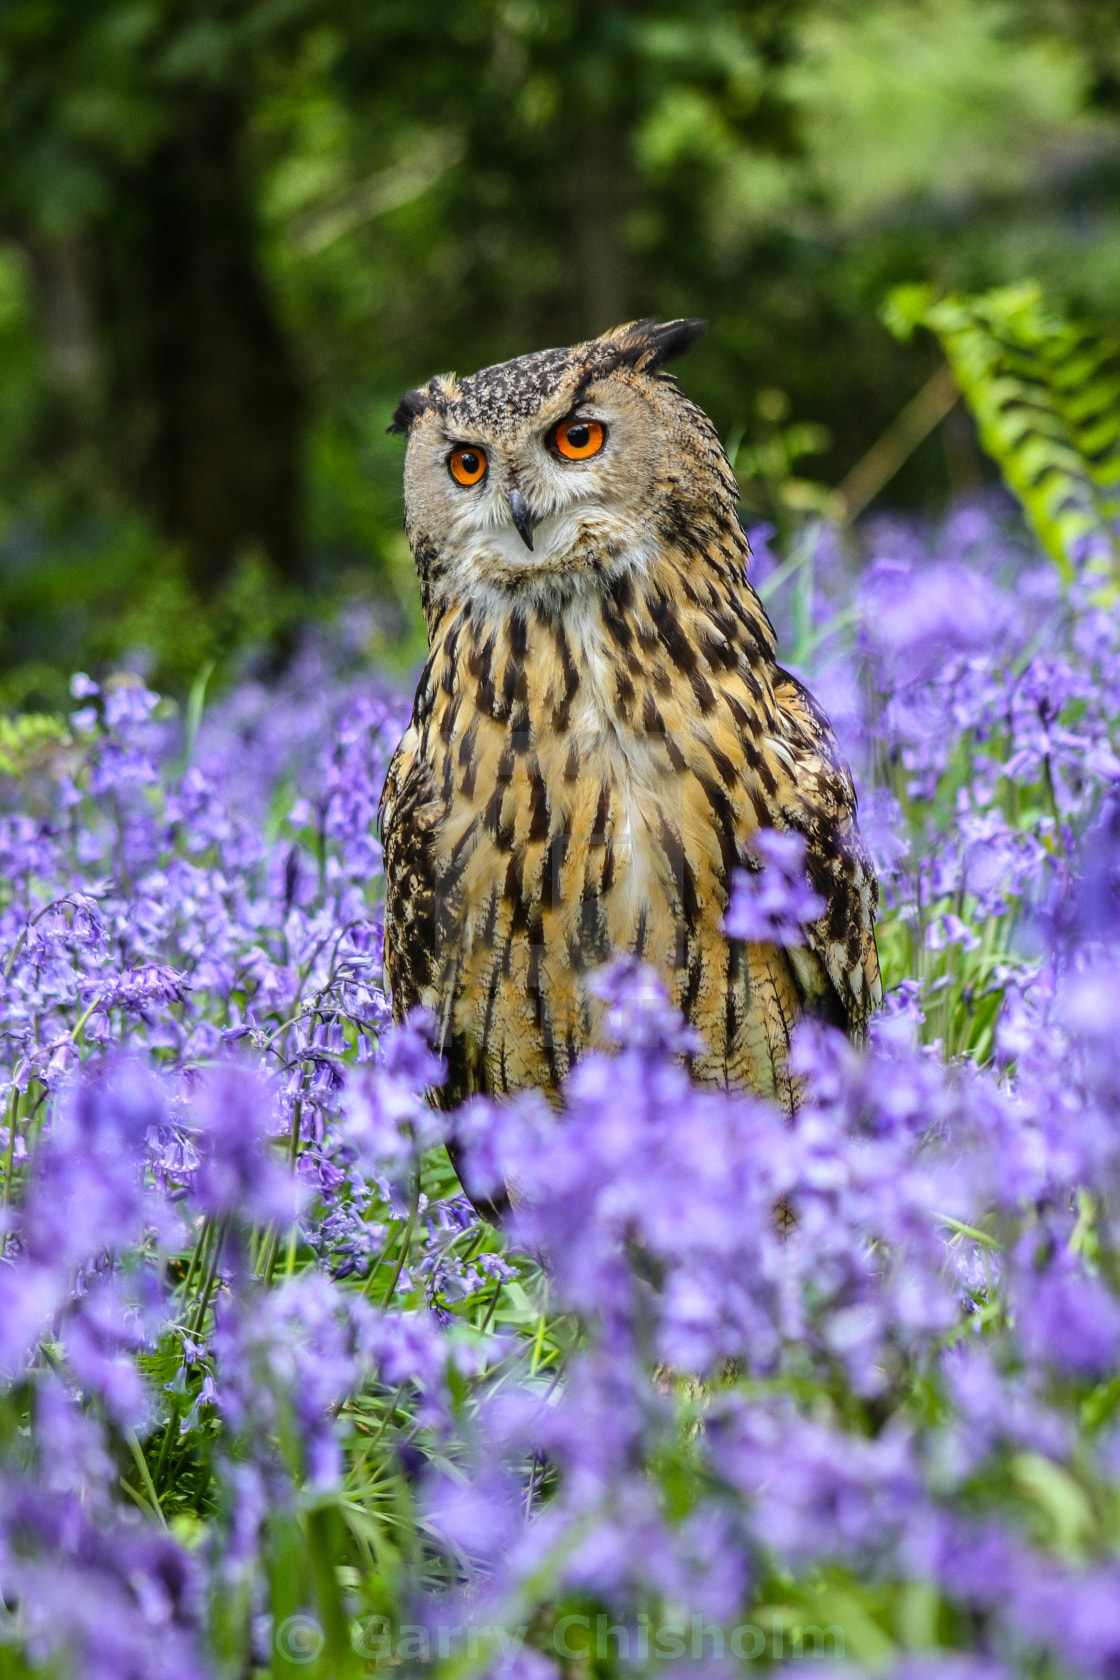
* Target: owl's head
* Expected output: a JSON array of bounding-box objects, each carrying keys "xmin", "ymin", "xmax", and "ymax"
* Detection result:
[{"xmin": 390, "ymin": 318, "xmax": 739, "ymax": 619}]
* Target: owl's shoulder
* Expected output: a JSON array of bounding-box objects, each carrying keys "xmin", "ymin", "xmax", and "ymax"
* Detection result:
[{"xmin": 379, "ymin": 724, "xmax": 443, "ymax": 1025}]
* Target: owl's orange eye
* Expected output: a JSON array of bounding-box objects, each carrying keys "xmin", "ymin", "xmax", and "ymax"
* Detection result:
[
  {"xmin": 552, "ymin": 418, "xmax": 606, "ymax": 460},
  {"xmin": 449, "ymin": 446, "xmax": 488, "ymax": 486}
]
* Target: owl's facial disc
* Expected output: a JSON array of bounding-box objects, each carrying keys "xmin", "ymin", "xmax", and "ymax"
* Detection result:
[
  {"xmin": 408, "ymin": 379, "xmax": 659, "ymax": 601},
  {"xmin": 502, "ymin": 419, "xmax": 608, "ymax": 551},
  {"xmin": 477, "ymin": 410, "xmax": 619, "ymax": 575}
]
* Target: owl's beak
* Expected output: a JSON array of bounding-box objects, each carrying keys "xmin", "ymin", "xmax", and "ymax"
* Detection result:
[{"xmin": 507, "ymin": 487, "xmax": 536, "ymax": 552}]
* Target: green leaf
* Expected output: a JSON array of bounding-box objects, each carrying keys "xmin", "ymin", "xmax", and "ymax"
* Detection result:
[
  {"xmin": 1012, "ymin": 1452, "xmax": 1096, "ymax": 1556},
  {"xmin": 884, "ymin": 282, "xmax": 1120, "ymax": 579}
]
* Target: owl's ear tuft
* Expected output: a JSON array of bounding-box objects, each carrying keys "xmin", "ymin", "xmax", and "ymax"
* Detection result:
[
  {"xmin": 610, "ymin": 317, "xmax": 707, "ymax": 376},
  {"xmin": 387, "ymin": 388, "xmax": 431, "ymax": 436}
]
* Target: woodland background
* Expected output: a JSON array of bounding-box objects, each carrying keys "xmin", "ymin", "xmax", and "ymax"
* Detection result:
[
  {"xmin": 0, "ymin": 0, "xmax": 1118, "ymax": 706},
  {"xmin": 7, "ymin": 7, "xmax": 1120, "ymax": 1675}
]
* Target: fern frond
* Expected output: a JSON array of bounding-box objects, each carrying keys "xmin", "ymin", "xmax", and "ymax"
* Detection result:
[{"xmin": 884, "ymin": 282, "xmax": 1120, "ymax": 579}]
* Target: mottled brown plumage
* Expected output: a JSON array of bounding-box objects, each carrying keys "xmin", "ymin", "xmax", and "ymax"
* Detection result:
[{"xmin": 380, "ymin": 319, "xmax": 880, "ymax": 1142}]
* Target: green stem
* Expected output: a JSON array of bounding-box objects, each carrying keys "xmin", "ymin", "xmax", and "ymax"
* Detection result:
[
  {"xmin": 126, "ymin": 1429, "xmax": 168, "ymax": 1527},
  {"xmin": 938, "ymin": 1212, "xmax": 999, "ymax": 1250},
  {"xmin": 381, "ymin": 1174, "xmax": 421, "ymax": 1307},
  {"xmin": 70, "ymin": 998, "xmax": 101, "ymax": 1044},
  {"xmin": 283, "ymin": 1223, "xmax": 299, "ymax": 1278},
  {"xmin": 1, "ymin": 1086, "xmax": 19, "ymax": 1209},
  {"xmin": 480, "ymin": 1277, "xmax": 504, "ymax": 1333},
  {"xmin": 366, "ymin": 1379, "xmax": 408, "ymax": 1453},
  {"xmin": 175, "ymin": 1217, "xmax": 209, "ymax": 1310},
  {"xmin": 189, "ymin": 1218, "xmax": 228, "ymax": 1336},
  {"xmin": 1041, "ymin": 753, "xmax": 1068, "ymax": 857},
  {"xmin": 286, "ymin": 1099, "xmax": 303, "ymax": 1169},
  {"xmin": 153, "ymin": 1399, "xmax": 182, "ymax": 1492},
  {"xmin": 256, "ymin": 1226, "xmax": 277, "ymax": 1286},
  {"xmin": 362, "ymin": 1218, "xmax": 404, "ymax": 1299},
  {"xmin": 262, "ymin": 1103, "xmax": 302, "ymax": 1288},
  {"xmin": 528, "ymin": 1281, "xmax": 551, "ymax": 1377}
]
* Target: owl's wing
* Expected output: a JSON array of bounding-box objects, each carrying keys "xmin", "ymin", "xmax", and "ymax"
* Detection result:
[
  {"xmin": 379, "ymin": 726, "xmax": 438, "ymax": 1022},
  {"xmin": 641, "ymin": 564, "xmax": 882, "ymax": 1048},
  {"xmin": 379, "ymin": 726, "xmax": 487, "ymax": 1110},
  {"xmin": 380, "ymin": 728, "xmax": 510, "ymax": 1220},
  {"xmin": 761, "ymin": 666, "xmax": 882, "ymax": 1037}
]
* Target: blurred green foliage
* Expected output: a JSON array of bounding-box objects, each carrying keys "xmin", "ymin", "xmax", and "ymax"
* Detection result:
[{"xmin": 0, "ymin": 0, "xmax": 1119, "ymax": 703}]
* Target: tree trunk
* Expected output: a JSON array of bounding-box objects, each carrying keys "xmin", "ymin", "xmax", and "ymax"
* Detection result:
[
  {"xmin": 569, "ymin": 115, "xmax": 632, "ymax": 337},
  {"xmin": 565, "ymin": 0, "xmax": 636, "ymax": 339},
  {"xmin": 100, "ymin": 84, "xmax": 304, "ymax": 594}
]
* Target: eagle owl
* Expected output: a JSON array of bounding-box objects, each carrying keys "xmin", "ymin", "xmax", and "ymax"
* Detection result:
[{"xmin": 379, "ymin": 318, "xmax": 880, "ymax": 1140}]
